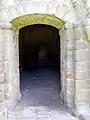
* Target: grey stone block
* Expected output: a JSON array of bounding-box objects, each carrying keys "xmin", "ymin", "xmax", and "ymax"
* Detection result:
[
  {"xmin": 4, "ymin": 42, "xmax": 15, "ymax": 61},
  {"xmin": 4, "ymin": 71, "xmax": 14, "ymax": 83},
  {"xmin": 75, "ymin": 40, "xmax": 88, "ymax": 50},
  {"xmin": 75, "ymin": 70, "xmax": 90, "ymax": 80},
  {"xmin": 75, "ymin": 61, "xmax": 90, "ymax": 71},
  {"xmin": 75, "ymin": 49, "xmax": 89, "ymax": 62},
  {"xmin": 73, "ymin": 28, "xmax": 82, "ymax": 40},
  {"xmin": 0, "ymin": 74, "xmax": 4, "ymax": 84},
  {"xmin": 0, "ymin": 52, "xmax": 3, "ymax": 61},
  {"xmin": 75, "ymin": 89, "xmax": 90, "ymax": 102},
  {"xmin": 0, "ymin": 61, "xmax": 3, "ymax": 73},
  {"xmin": 0, "ymin": 92, "xmax": 4, "ymax": 102}
]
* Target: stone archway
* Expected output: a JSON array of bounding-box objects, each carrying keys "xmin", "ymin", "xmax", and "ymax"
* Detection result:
[
  {"xmin": 0, "ymin": 13, "xmax": 77, "ymax": 117},
  {"xmin": 0, "ymin": 0, "xmax": 90, "ymax": 119},
  {"xmin": 7, "ymin": 13, "xmax": 75, "ymax": 111},
  {"xmin": 10, "ymin": 14, "xmax": 65, "ymax": 29}
]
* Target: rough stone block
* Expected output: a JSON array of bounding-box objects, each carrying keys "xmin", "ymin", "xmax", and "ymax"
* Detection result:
[
  {"xmin": 67, "ymin": 55, "xmax": 73, "ymax": 62},
  {"xmin": 67, "ymin": 50, "xmax": 73, "ymax": 56},
  {"xmin": 0, "ymin": 52, "xmax": 3, "ymax": 61},
  {"xmin": 75, "ymin": 70, "xmax": 90, "ymax": 80},
  {"xmin": 3, "ymin": 30, "xmax": 14, "ymax": 43},
  {"xmin": 66, "ymin": 90, "xmax": 74, "ymax": 108},
  {"xmin": 75, "ymin": 89, "xmax": 90, "ymax": 102},
  {"xmin": 0, "ymin": 61, "xmax": 3, "ymax": 73},
  {"xmin": 85, "ymin": 79, "xmax": 90, "ymax": 87},
  {"xmin": 8, "ymin": 6, "xmax": 20, "ymax": 20},
  {"xmin": 5, "ymin": 83, "xmax": 15, "ymax": 100},
  {"xmin": 0, "ymin": 84, "xmax": 4, "ymax": 92},
  {"xmin": 67, "ymin": 40, "xmax": 73, "ymax": 50},
  {"xmin": 0, "ymin": 74, "xmax": 4, "ymax": 84},
  {"xmin": 4, "ymin": 61, "xmax": 15, "ymax": 74},
  {"xmin": 0, "ymin": 92, "xmax": 4, "ymax": 102},
  {"xmin": 67, "ymin": 78, "xmax": 74, "ymax": 85},
  {"xmin": 67, "ymin": 84, "xmax": 74, "ymax": 94},
  {"xmin": 5, "ymin": 83, "xmax": 13, "ymax": 94},
  {"xmin": 0, "ymin": 84, "xmax": 4, "ymax": 102},
  {"xmin": 67, "ymin": 61, "xmax": 73, "ymax": 68},
  {"xmin": 66, "ymin": 68, "xmax": 74, "ymax": 79},
  {"xmin": 74, "ymin": 28, "xmax": 81, "ymax": 40},
  {"xmin": 23, "ymin": 2, "xmax": 47, "ymax": 14},
  {"xmin": 75, "ymin": 40, "xmax": 88, "ymax": 50},
  {"xmin": 4, "ymin": 71, "xmax": 15, "ymax": 83},
  {"xmin": 4, "ymin": 42, "xmax": 15, "ymax": 61},
  {"xmin": 56, "ymin": 6, "xmax": 69, "ymax": 20},
  {"xmin": 65, "ymin": 29, "xmax": 73, "ymax": 41},
  {"xmin": 5, "ymin": 84, "xmax": 20, "ymax": 101},
  {"xmin": 75, "ymin": 49, "xmax": 89, "ymax": 62},
  {"xmin": 0, "ymin": 110, "xmax": 5, "ymax": 120},
  {"xmin": 0, "ymin": 8, "xmax": 10, "ymax": 22},
  {"xmin": 75, "ymin": 61, "xmax": 90, "ymax": 71},
  {"xmin": 75, "ymin": 80, "xmax": 89, "ymax": 89},
  {"xmin": 81, "ymin": 115, "xmax": 90, "ymax": 120}
]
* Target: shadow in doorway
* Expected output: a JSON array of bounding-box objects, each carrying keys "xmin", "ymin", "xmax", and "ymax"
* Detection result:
[{"xmin": 19, "ymin": 24, "xmax": 61, "ymax": 107}]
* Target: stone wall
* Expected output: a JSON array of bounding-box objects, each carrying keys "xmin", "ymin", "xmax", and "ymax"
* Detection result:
[
  {"xmin": 3, "ymin": 29, "xmax": 20, "ymax": 109},
  {"xmin": 74, "ymin": 20, "xmax": 90, "ymax": 119},
  {"xmin": 0, "ymin": 28, "xmax": 5, "ymax": 118},
  {"xmin": 74, "ymin": 24, "xmax": 90, "ymax": 110},
  {"xmin": 0, "ymin": 28, "xmax": 21, "ymax": 119},
  {"xmin": 61, "ymin": 21, "xmax": 90, "ymax": 119},
  {"xmin": 0, "ymin": 0, "xmax": 90, "ymax": 120}
]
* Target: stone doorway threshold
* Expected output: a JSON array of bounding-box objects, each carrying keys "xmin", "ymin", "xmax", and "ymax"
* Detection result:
[{"xmin": 7, "ymin": 68, "xmax": 78, "ymax": 120}]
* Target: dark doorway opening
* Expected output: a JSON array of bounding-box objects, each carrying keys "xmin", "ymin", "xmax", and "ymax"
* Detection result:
[{"xmin": 19, "ymin": 24, "xmax": 61, "ymax": 106}]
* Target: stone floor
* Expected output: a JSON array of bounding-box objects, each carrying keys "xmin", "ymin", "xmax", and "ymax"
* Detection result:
[{"xmin": 7, "ymin": 67, "xmax": 78, "ymax": 120}]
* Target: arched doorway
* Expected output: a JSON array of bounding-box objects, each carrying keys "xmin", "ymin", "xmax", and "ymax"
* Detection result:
[
  {"xmin": 8, "ymin": 14, "xmax": 75, "ymax": 111},
  {"xmin": 7, "ymin": 13, "xmax": 76, "ymax": 114},
  {"xmin": 19, "ymin": 24, "xmax": 61, "ymax": 107},
  {"xmin": 0, "ymin": 0, "xmax": 90, "ymax": 119}
]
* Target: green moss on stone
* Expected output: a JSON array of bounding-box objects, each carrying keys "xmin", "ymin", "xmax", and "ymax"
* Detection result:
[{"xmin": 10, "ymin": 13, "xmax": 65, "ymax": 30}]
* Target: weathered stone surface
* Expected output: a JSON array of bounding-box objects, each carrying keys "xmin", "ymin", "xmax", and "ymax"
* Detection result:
[
  {"xmin": 75, "ymin": 89, "xmax": 90, "ymax": 102},
  {"xmin": 0, "ymin": 92, "xmax": 4, "ymax": 102},
  {"xmin": 0, "ymin": 52, "xmax": 3, "ymax": 61},
  {"xmin": 0, "ymin": 84, "xmax": 4, "ymax": 102},
  {"xmin": 67, "ymin": 40, "xmax": 73, "ymax": 50},
  {"xmin": 4, "ymin": 42, "xmax": 15, "ymax": 61},
  {"xmin": 0, "ymin": 84, "xmax": 4, "ymax": 92},
  {"xmin": 4, "ymin": 71, "xmax": 15, "ymax": 83},
  {"xmin": 75, "ymin": 49, "xmax": 90, "ymax": 62},
  {"xmin": 74, "ymin": 28, "xmax": 82, "ymax": 40},
  {"xmin": 75, "ymin": 40, "xmax": 89, "ymax": 50},
  {"xmin": 0, "ymin": 61, "xmax": 3, "ymax": 73},
  {"xmin": 10, "ymin": 14, "xmax": 65, "ymax": 30},
  {"xmin": 66, "ymin": 29, "xmax": 73, "ymax": 41},
  {"xmin": 0, "ymin": 0, "xmax": 90, "ymax": 120},
  {"xmin": 85, "ymin": 79, "xmax": 90, "ymax": 86},
  {"xmin": 0, "ymin": 74, "xmax": 4, "ymax": 84},
  {"xmin": 75, "ymin": 61, "xmax": 90, "ymax": 71},
  {"xmin": 4, "ymin": 61, "xmax": 15, "ymax": 74},
  {"xmin": 2, "ymin": 30, "xmax": 14, "ymax": 43},
  {"xmin": 76, "ymin": 80, "xmax": 90, "ymax": 90},
  {"xmin": 75, "ymin": 70, "xmax": 90, "ymax": 80}
]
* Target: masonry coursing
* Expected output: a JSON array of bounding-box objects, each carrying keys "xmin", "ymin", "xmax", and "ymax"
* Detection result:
[{"xmin": 0, "ymin": 0, "xmax": 90, "ymax": 119}]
